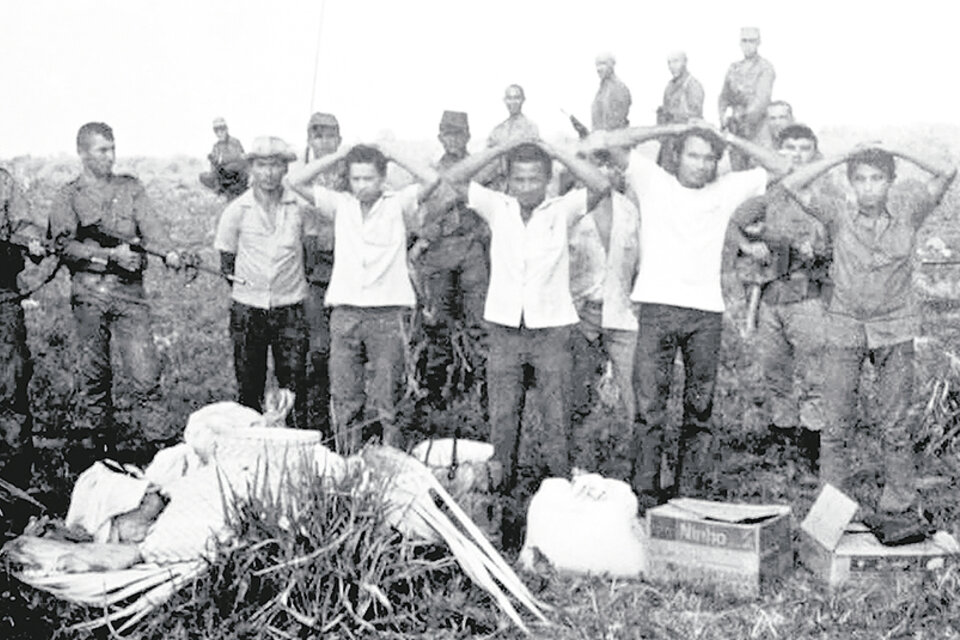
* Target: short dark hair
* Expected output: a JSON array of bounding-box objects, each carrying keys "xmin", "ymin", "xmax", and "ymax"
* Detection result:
[
  {"xmin": 847, "ymin": 148, "xmax": 896, "ymax": 182},
  {"xmin": 76, "ymin": 122, "xmax": 114, "ymax": 152},
  {"xmin": 506, "ymin": 143, "xmax": 552, "ymax": 180},
  {"xmin": 677, "ymin": 128, "xmax": 726, "ymax": 161},
  {"xmin": 344, "ymin": 144, "xmax": 388, "ymax": 177},
  {"xmin": 506, "ymin": 84, "xmax": 526, "ymax": 99},
  {"xmin": 777, "ymin": 124, "xmax": 818, "ymax": 150}
]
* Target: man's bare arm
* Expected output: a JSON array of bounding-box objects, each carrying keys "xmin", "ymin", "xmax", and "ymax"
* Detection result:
[
  {"xmin": 720, "ymin": 127, "xmax": 791, "ymax": 177},
  {"xmin": 377, "ymin": 141, "xmax": 440, "ymax": 200},
  {"xmin": 286, "ymin": 147, "xmax": 351, "ymax": 204},
  {"xmin": 581, "ymin": 123, "xmax": 690, "ymax": 153},
  {"xmin": 443, "ymin": 138, "xmax": 530, "ymax": 186}
]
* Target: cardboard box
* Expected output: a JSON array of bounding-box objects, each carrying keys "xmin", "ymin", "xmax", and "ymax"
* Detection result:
[
  {"xmin": 646, "ymin": 498, "xmax": 792, "ymax": 596},
  {"xmin": 800, "ymin": 484, "xmax": 960, "ymax": 588}
]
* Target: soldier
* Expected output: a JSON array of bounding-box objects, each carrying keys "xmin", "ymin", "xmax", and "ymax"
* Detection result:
[
  {"xmin": 0, "ymin": 168, "xmax": 44, "ymax": 483},
  {"xmin": 591, "ymin": 53, "xmax": 632, "ymax": 132},
  {"xmin": 49, "ymin": 122, "xmax": 184, "ymax": 457},
  {"xmin": 718, "ymin": 28, "xmax": 776, "ymax": 171},
  {"xmin": 487, "ymin": 85, "xmax": 540, "ymax": 191},
  {"xmin": 301, "ymin": 112, "xmax": 346, "ymax": 439},
  {"xmin": 215, "ymin": 137, "xmax": 310, "ymax": 430},
  {"xmin": 731, "ymin": 124, "xmax": 833, "ymax": 470},
  {"xmin": 567, "ymin": 150, "xmax": 640, "ymax": 466},
  {"xmin": 765, "ymin": 101, "xmax": 794, "ymax": 145},
  {"xmin": 199, "ymin": 117, "xmax": 248, "ymax": 199},
  {"xmin": 782, "ymin": 144, "xmax": 956, "ymax": 517},
  {"xmin": 582, "ymin": 122, "xmax": 790, "ymax": 509},
  {"xmin": 413, "ymin": 111, "xmax": 490, "ymax": 411},
  {"xmin": 287, "ymin": 143, "xmax": 439, "ymax": 453},
  {"xmin": 442, "ymin": 138, "xmax": 611, "ymax": 548},
  {"xmin": 656, "ymin": 51, "xmax": 705, "ymax": 173}
]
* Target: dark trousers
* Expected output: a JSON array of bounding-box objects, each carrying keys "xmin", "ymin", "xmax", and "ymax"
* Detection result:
[
  {"xmin": 230, "ymin": 301, "xmax": 307, "ymax": 429},
  {"xmin": 487, "ymin": 323, "xmax": 572, "ymax": 494},
  {"xmin": 72, "ymin": 280, "xmax": 162, "ymax": 447},
  {"xmin": 633, "ymin": 303, "xmax": 722, "ymax": 497},
  {"xmin": 0, "ymin": 299, "xmax": 33, "ymax": 482},
  {"xmin": 329, "ymin": 306, "xmax": 408, "ymax": 453},
  {"xmin": 821, "ymin": 337, "xmax": 917, "ymax": 513},
  {"xmin": 304, "ymin": 283, "xmax": 332, "ymax": 440}
]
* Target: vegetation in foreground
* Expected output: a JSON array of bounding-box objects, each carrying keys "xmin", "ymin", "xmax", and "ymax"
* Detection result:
[{"xmin": 3, "ymin": 126, "xmax": 960, "ymax": 638}]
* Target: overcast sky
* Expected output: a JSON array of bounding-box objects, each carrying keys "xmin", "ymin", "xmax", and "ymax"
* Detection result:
[{"xmin": 2, "ymin": 0, "xmax": 958, "ymax": 158}]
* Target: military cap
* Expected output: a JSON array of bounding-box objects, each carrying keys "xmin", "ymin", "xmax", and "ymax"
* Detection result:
[
  {"xmin": 212, "ymin": 117, "xmax": 227, "ymax": 128},
  {"xmin": 740, "ymin": 27, "xmax": 761, "ymax": 39},
  {"xmin": 439, "ymin": 110, "xmax": 469, "ymax": 133},
  {"xmin": 245, "ymin": 136, "xmax": 297, "ymax": 162},
  {"xmin": 308, "ymin": 112, "xmax": 340, "ymax": 130}
]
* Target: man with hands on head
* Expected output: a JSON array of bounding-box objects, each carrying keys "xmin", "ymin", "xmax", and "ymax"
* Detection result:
[
  {"xmin": 780, "ymin": 141, "xmax": 956, "ymax": 518},
  {"xmin": 581, "ymin": 119, "xmax": 790, "ymax": 510},
  {"xmin": 286, "ymin": 141, "xmax": 439, "ymax": 454},
  {"xmin": 441, "ymin": 135, "xmax": 611, "ymax": 549}
]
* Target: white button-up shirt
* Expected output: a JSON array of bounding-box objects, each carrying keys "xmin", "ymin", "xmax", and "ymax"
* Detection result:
[
  {"xmin": 314, "ymin": 183, "xmax": 422, "ymax": 308},
  {"xmin": 568, "ymin": 191, "xmax": 641, "ymax": 331},
  {"xmin": 468, "ymin": 181, "xmax": 586, "ymax": 329},
  {"xmin": 214, "ymin": 188, "xmax": 312, "ymax": 309}
]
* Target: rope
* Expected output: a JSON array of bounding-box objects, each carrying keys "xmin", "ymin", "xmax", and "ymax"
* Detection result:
[{"xmin": 308, "ymin": 0, "xmax": 328, "ymax": 114}]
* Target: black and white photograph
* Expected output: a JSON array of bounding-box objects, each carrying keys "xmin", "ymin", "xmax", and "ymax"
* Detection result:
[{"xmin": 1, "ymin": 1, "xmax": 959, "ymax": 637}]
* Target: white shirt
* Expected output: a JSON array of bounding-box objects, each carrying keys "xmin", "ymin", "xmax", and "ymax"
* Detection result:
[
  {"xmin": 314, "ymin": 183, "xmax": 422, "ymax": 307},
  {"xmin": 468, "ymin": 181, "xmax": 586, "ymax": 329},
  {"xmin": 626, "ymin": 151, "xmax": 767, "ymax": 312},
  {"xmin": 568, "ymin": 191, "xmax": 641, "ymax": 331},
  {"xmin": 214, "ymin": 188, "xmax": 313, "ymax": 309}
]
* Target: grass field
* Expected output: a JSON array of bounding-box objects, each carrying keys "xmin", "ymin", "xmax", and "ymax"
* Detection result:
[{"xmin": 2, "ymin": 125, "xmax": 960, "ymax": 638}]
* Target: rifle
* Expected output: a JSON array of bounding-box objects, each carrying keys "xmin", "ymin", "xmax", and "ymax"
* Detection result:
[
  {"xmin": 561, "ymin": 109, "xmax": 590, "ymax": 139},
  {"xmin": 84, "ymin": 227, "xmax": 247, "ymax": 285}
]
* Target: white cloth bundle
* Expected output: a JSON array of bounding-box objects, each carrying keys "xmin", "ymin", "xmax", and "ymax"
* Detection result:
[{"xmin": 519, "ymin": 473, "xmax": 647, "ymax": 578}]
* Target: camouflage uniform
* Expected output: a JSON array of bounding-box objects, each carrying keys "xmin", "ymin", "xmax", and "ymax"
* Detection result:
[
  {"xmin": 0, "ymin": 169, "xmax": 38, "ymax": 481},
  {"xmin": 719, "ymin": 55, "xmax": 776, "ymax": 170},
  {"xmin": 415, "ymin": 156, "xmax": 489, "ymax": 411},
  {"xmin": 656, "ymin": 71, "xmax": 705, "ymax": 173},
  {"xmin": 746, "ymin": 188, "xmax": 832, "ymax": 433},
  {"xmin": 49, "ymin": 173, "xmax": 171, "ymax": 451},
  {"xmin": 303, "ymin": 165, "xmax": 345, "ymax": 438}
]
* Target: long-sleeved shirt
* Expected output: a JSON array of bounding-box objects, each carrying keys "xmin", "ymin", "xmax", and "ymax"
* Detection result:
[
  {"xmin": 591, "ymin": 74, "xmax": 632, "ymax": 131},
  {"xmin": 659, "ymin": 72, "xmax": 704, "ymax": 124},
  {"xmin": 719, "ymin": 56, "xmax": 776, "ymax": 138},
  {"xmin": 49, "ymin": 173, "xmax": 172, "ymax": 280}
]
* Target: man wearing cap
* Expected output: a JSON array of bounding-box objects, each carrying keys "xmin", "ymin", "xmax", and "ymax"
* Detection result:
[
  {"xmin": 287, "ymin": 142, "xmax": 440, "ymax": 452},
  {"xmin": 49, "ymin": 122, "xmax": 185, "ymax": 458},
  {"xmin": 592, "ymin": 53, "xmax": 632, "ymax": 132},
  {"xmin": 731, "ymin": 124, "xmax": 834, "ymax": 471},
  {"xmin": 215, "ymin": 137, "xmax": 311, "ymax": 430},
  {"xmin": 413, "ymin": 111, "xmax": 490, "ymax": 414},
  {"xmin": 199, "ymin": 118, "xmax": 247, "ymax": 199},
  {"xmin": 719, "ymin": 28, "xmax": 776, "ymax": 171},
  {"xmin": 301, "ymin": 112, "xmax": 346, "ymax": 439},
  {"xmin": 656, "ymin": 51, "xmax": 705, "ymax": 173}
]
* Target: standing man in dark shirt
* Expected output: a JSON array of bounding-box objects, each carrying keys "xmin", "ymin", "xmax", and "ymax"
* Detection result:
[
  {"xmin": 199, "ymin": 117, "xmax": 248, "ymax": 199},
  {"xmin": 719, "ymin": 28, "xmax": 776, "ymax": 171},
  {"xmin": 413, "ymin": 111, "xmax": 491, "ymax": 418},
  {"xmin": 302, "ymin": 112, "xmax": 346, "ymax": 438},
  {"xmin": 50, "ymin": 122, "xmax": 184, "ymax": 457},
  {"xmin": 656, "ymin": 51, "xmax": 705, "ymax": 173},
  {"xmin": 592, "ymin": 53, "xmax": 632, "ymax": 132},
  {"xmin": 0, "ymin": 168, "xmax": 44, "ymax": 483}
]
